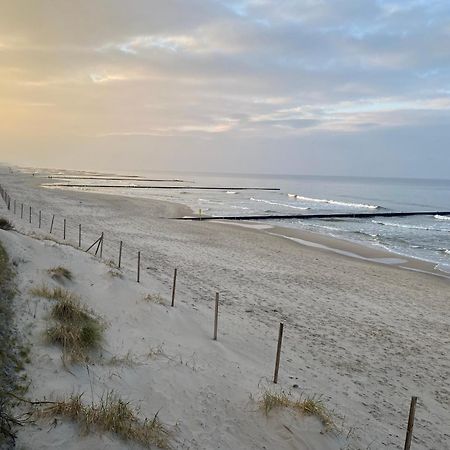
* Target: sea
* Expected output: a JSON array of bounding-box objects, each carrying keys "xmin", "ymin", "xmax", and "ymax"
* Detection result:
[{"xmin": 42, "ymin": 169, "xmax": 450, "ymax": 273}]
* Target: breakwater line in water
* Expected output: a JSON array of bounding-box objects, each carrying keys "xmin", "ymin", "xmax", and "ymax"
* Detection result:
[
  {"xmin": 178, "ymin": 210, "xmax": 450, "ymax": 221},
  {"xmin": 45, "ymin": 184, "xmax": 281, "ymax": 191}
]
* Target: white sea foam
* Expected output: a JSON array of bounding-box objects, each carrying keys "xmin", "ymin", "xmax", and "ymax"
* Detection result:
[
  {"xmin": 226, "ymin": 191, "xmax": 237, "ymax": 194},
  {"xmin": 434, "ymin": 214, "xmax": 450, "ymax": 221},
  {"xmin": 292, "ymin": 194, "xmax": 380, "ymax": 209},
  {"xmin": 230, "ymin": 205, "xmax": 249, "ymax": 210},
  {"xmin": 250, "ymin": 197, "xmax": 310, "ymax": 210},
  {"xmin": 372, "ymin": 220, "xmax": 449, "ymax": 232}
]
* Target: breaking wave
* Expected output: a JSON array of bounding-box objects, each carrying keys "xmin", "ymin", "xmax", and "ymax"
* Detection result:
[
  {"xmin": 289, "ymin": 194, "xmax": 380, "ymax": 209},
  {"xmin": 250, "ymin": 197, "xmax": 310, "ymax": 210},
  {"xmin": 434, "ymin": 215, "xmax": 450, "ymax": 221},
  {"xmin": 372, "ymin": 221, "xmax": 449, "ymax": 232},
  {"xmin": 353, "ymin": 230, "xmax": 380, "ymax": 239}
]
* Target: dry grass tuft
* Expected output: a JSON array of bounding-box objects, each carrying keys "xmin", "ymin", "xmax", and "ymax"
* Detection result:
[
  {"xmin": 108, "ymin": 269, "xmax": 123, "ymax": 279},
  {"xmin": 147, "ymin": 345, "xmax": 165, "ymax": 359},
  {"xmin": 47, "ymin": 321, "xmax": 103, "ymax": 363},
  {"xmin": 29, "ymin": 285, "xmax": 78, "ymax": 302},
  {"xmin": 48, "ymin": 266, "xmax": 73, "ymax": 282},
  {"xmin": 143, "ymin": 294, "xmax": 165, "ymax": 305},
  {"xmin": 38, "ymin": 392, "xmax": 169, "ymax": 448},
  {"xmin": 107, "ymin": 351, "xmax": 138, "ymax": 367},
  {"xmin": 45, "ymin": 294, "xmax": 103, "ymax": 363},
  {"xmin": 260, "ymin": 390, "xmax": 335, "ymax": 431},
  {"xmin": 50, "ymin": 297, "xmax": 91, "ymax": 323}
]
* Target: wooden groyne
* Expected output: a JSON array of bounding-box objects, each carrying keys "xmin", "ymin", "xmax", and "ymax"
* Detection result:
[
  {"xmin": 47, "ymin": 176, "xmax": 186, "ymax": 182},
  {"xmin": 178, "ymin": 211, "xmax": 450, "ymax": 221},
  {"xmin": 47, "ymin": 184, "xmax": 280, "ymax": 191}
]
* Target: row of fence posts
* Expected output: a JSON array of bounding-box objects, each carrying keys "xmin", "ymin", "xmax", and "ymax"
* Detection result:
[{"xmin": 0, "ymin": 183, "xmax": 419, "ymax": 449}]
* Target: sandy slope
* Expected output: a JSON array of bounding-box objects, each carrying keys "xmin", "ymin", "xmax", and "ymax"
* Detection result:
[
  {"xmin": 0, "ymin": 228, "xmax": 343, "ymax": 450},
  {"xmin": 0, "ymin": 169, "xmax": 449, "ymax": 449}
]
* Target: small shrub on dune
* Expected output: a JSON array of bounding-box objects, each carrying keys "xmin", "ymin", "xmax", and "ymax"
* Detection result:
[
  {"xmin": 48, "ymin": 266, "xmax": 73, "ymax": 282},
  {"xmin": 260, "ymin": 390, "xmax": 335, "ymax": 431},
  {"xmin": 0, "ymin": 218, "xmax": 13, "ymax": 230},
  {"xmin": 38, "ymin": 391, "xmax": 169, "ymax": 449},
  {"xmin": 30, "ymin": 285, "xmax": 78, "ymax": 302}
]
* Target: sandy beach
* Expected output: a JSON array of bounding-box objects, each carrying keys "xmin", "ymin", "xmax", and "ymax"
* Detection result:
[{"xmin": 1, "ymin": 169, "xmax": 449, "ymax": 449}]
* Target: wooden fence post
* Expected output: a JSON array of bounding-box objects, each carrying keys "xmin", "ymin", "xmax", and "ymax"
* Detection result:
[
  {"xmin": 273, "ymin": 323, "xmax": 284, "ymax": 384},
  {"xmin": 13, "ymin": 200, "xmax": 16, "ymax": 215},
  {"xmin": 50, "ymin": 214, "xmax": 55, "ymax": 234},
  {"xmin": 86, "ymin": 235, "xmax": 102, "ymax": 254},
  {"xmin": 21, "ymin": 203, "xmax": 23, "ymax": 219},
  {"xmin": 63, "ymin": 218, "xmax": 66, "ymax": 240},
  {"xmin": 94, "ymin": 233, "xmax": 103, "ymax": 256},
  {"xmin": 137, "ymin": 251, "xmax": 141, "ymax": 283},
  {"xmin": 39, "ymin": 211, "xmax": 41, "ymax": 228},
  {"xmin": 78, "ymin": 224, "xmax": 81, "ymax": 247},
  {"xmin": 118, "ymin": 241, "xmax": 123, "ymax": 268},
  {"xmin": 213, "ymin": 292, "xmax": 219, "ymax": 340},
  {"xmin": 404, "ymin": 396, "xmax": 418, "ymax": 450},
  {"xmin": 29, "ymin": 206, "xmax": 32, "ymax": 223},
  {"xmin": 171, "ymin": 268, "xmax": 177, "ymax": 307},
  {"xmin": 99, "ymin": 232, "xmax": 104, "ymax": 258}
]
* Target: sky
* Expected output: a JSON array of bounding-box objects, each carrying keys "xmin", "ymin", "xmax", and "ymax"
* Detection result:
[{"xmin": 0, "ymin": 0, "xmax": 449, "ymax": 177}]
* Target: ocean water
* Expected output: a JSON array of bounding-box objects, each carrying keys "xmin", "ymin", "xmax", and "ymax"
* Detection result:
[{"xmin": 42, "ymin": 169, "xmax": 450, "ymax": 273}]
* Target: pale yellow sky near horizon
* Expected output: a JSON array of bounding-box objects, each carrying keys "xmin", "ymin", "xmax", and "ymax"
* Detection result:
[{"xmin": 1, "ymin": 0, "xmax": 449, "ymax": 177}]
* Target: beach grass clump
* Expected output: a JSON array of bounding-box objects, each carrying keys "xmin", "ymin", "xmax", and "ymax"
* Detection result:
[
  {"xmin": 47, "ymin": 266, "xmax": 73, "ymax": 282},
  {"xmin": 38, "ymin": 392, "xmax": 169, "ymax": 449},
  {"xmin": 46, "ymin": 322, "xmax": 102, "ymax": 363},
  {"xmin": 46, "ymin": 295, "xmax": 103, "ymax": 363},
  {"xmin": 50, "ymin": 296, "xmax": 91, "ymax": 323},
  {"xmin": 30, "ymin": 285, "xmax": 77, "ymax": 302},
  {"xmin": 0, "ymin": 218, "xmax": 13, "ymax": 231},
  {"xmin": 260, "ymin": 390, "xmax": 335, "ymax": 431},
  {"xmin": 143, "ymin": 294, "xmax": 165, "ymax": 305}
]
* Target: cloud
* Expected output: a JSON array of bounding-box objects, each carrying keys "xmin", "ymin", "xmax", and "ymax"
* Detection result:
[{"xmin": 0, "ymin": 0, "xmax": 449, "ymax": 175}]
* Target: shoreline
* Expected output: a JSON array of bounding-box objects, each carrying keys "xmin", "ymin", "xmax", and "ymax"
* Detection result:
[
  {"xmin": 42, "ymin": 176, "xmax": 450, "ymax": 283},
  {"xmin": 213, "ymin": 220, "xmax": 450, "ymax": 281}
]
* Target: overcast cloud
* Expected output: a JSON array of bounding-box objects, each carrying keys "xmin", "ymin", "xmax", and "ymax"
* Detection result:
[{"xmin": 0, "ymin": 0, "xmax": 449, "ymax": 177}]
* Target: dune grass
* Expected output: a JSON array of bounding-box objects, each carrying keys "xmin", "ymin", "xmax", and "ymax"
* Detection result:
[
  {"xmin": 0, "ymin": 242, "xmax": 17, "ymax": 447},
  {"xmin": 47, "ymin": 266, "xmax": 73, "ymax": 282},
  {"xmin": 39, "ymin": 391, "xmax": 169, "ymax": 449},
  {"xmin": 30, "ymin": 283, "xmax": 103, "ymax": 362},
  {"xmin": 46, "ymin": 295, "xmax": 103, "ymax": 363},
  {"xmin": 143, "ymin": 294, "xmax": 165, "ymax": 305},
  {"xmin": 50, "ymin": 296, "xmax": 90, "ymax": 323},
  {"xmin": 260, "ymin": 390, "xmax": 335, "ymax": 431},
  {"xmin": 107, "ymin": 351, "xmax": 138, "ymax": 367},
  {"xmin": 108, "ymin": 269, "xmax": 123, "ymax": 278},
  {"xmin": 29, "ymin": 284, "xmax": 77, "ymax": 302}
]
